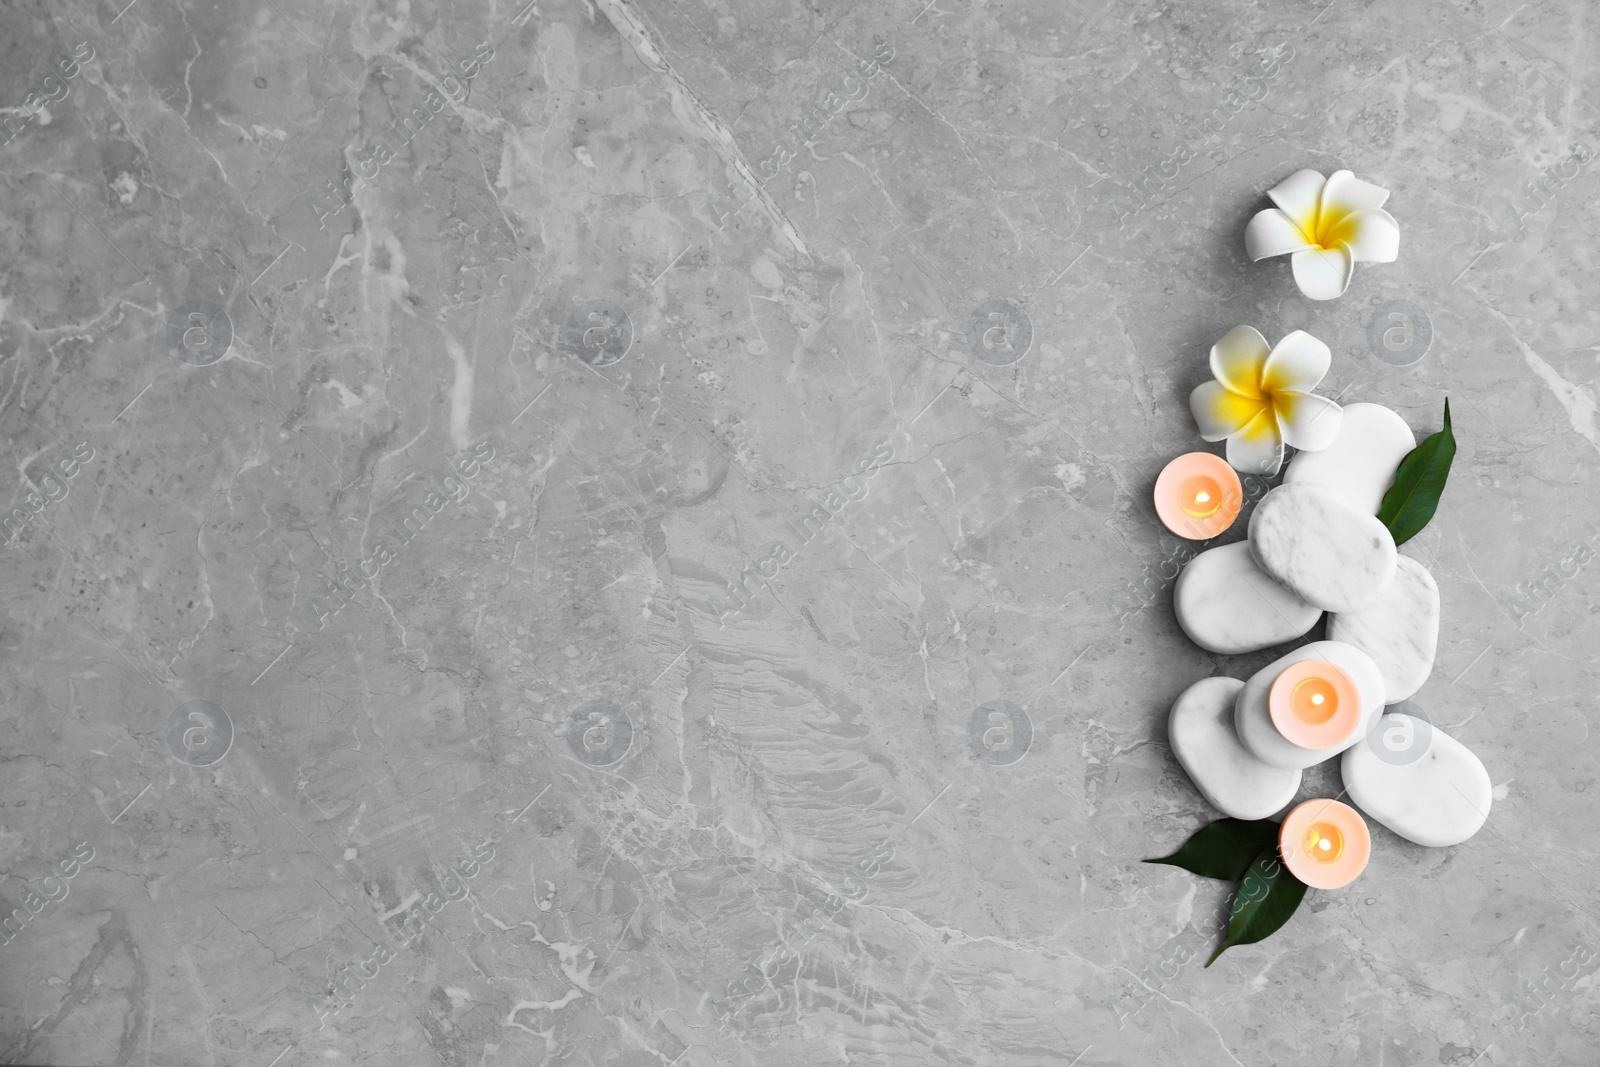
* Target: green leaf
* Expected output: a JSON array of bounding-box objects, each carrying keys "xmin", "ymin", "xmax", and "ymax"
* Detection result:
[
  {"xmin": 1377, "ymin": 398, "xmax": 1457, "ymax": 546},
  {"xmin": 1144, "ymin": 818, "xmax": 1281, "ymax": 881},
  {"xmin": 1205, "ymin": 846, "xmax": 1309, "ymax": 966}
]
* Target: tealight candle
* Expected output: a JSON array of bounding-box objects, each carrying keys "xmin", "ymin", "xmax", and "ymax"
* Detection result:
[
  {"xmin": 1279, "ymin": 799, "xmax": 1371, "ymax": 889},
  {"xmin": 1153, "ymin": 452, "xmax": 1243, "ymax": 540},
  {"xmin": 1268, "ymin": 659, "xmax": 1361, "ymax": 751}
]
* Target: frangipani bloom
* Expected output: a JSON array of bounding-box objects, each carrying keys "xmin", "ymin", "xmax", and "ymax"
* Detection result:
[
  {"xmin": 1245, "ymin": 169, "xmax": 1399, "ymax": 301},
  {"xmin": 1190, "ymin": 325, "xmax": 1343, "ymax": 475}
]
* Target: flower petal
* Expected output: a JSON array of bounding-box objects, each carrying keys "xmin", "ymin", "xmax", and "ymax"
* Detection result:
[
  {"xmin": 1209, "ymin": 325, "xmax": 1272, "ymax": 397},
  {"xmin": 1275, "ymin": 391, "xmax": 1344, "ymax": 452},
  {"xmin": 1226, "ymin": 407, "xmax": 1285, "ymax": 476},
  {"xmin": 1261, "ymin": 329, "xmax": 1332, "ymax": 393},
  {"xmin": 1191, "ymin": 380, "xmax": 1269, "ymax": 441},
  {"xmin": 1289, "ymin": 245, "xmax": 1354, "ymax": 301},
  {"xmin": 1245, "ymin": 208, "xmax": 1317, "ymax": 261},
  {"xmin": 1338, "ymin": 208, "xmax": 1400, "ymax": 263},
  {"xmin": 1266, "ymin": 169, "xmax": 1327, "ymax": 237},
  {"xmin": 1319, "ymin": 169, "xmax": 1390, "ymax": 227}
]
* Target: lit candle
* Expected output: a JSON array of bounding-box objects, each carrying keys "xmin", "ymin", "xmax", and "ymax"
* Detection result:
[
  {"xmin": 1268, "ymin": 659, "xmax": 1361, "ymax": 751},
  {"xmin": 1279, "ymin": 799, "xmax": 1371, "ymax": 889},
  {"xmin": 1153, "ymin": 452, "xmax": 1243, "ymax": 540}
]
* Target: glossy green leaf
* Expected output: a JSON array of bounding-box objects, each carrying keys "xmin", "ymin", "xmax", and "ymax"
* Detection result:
[
  {"xmin": 1205, "ymin": 846, "xmax": 1309, "ymax": 966},
  {"xmin": 1377, "ymin": 398, "xmax": 1456, "ymax": 546},
  {"xmin": 1144, "ymin": 818, "xmax": 1282, "ymax": 881}
]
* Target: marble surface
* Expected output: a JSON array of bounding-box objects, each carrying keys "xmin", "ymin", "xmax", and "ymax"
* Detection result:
[{"xmin": 0, "ymin": 0, "xmax": 1597, "ymax": 1065}]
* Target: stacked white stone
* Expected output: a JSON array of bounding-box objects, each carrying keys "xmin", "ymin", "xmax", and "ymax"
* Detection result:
[
  {"xmin": 1248, "ymin": 484, "xmax": 1398, "ymax": 613},
  {"xmin": 1328, "ymin": 556, "xmax": 1439, "ymax": 704},
  {"xmin": 1175, "ymin": 541, "xmax": 1321, "ymax": 654},
  {"xmin": 1233, "ymin": 640, "xmax": 1386, "ymax": 769},
  {"xmin": 1169, "ymin": 677, "xmax": 1302, "ymax": 820},
  {"xmin": 1282, "ymin": 402, "xmax": 1416, "ymax": 514}
]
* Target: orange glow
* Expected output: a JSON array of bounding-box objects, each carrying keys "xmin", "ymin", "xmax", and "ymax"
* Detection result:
[
  {"xmin": 1280, "ymin": 800, "xmax": 1370, "ymax": 889},
  {"xmin": 1269, "ymin": 660, "xmax": 1361, "ymax": 750},
  {"xmin": 1303, "ymin": 821, "xmax": 1344, "ymax": 862},
  {"xmin": 1290, "ymin": 676, "xmax": 1339, "ymax": 725},
  {"xmin": 1178, "ymin": 474, "xmax": 1224, "ymax": 518}
]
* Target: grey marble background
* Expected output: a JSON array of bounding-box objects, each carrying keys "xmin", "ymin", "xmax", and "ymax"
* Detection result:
[{"xmin": 0, "ymin": 0, "xmax": 1595, "ymax": 1064}]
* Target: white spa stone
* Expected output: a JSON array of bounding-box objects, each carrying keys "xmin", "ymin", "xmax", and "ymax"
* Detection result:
[
  {"xmin": 1249, "ymin": 484, "xmax": 1398, "ymax": 612},
  {"xmin": 1175, "ymin": 541, "xmax": 1323, "ymax": 654},
  {"xmin": 1327, "ymin": 555, "xmax": 1440, "ymax": 703},
  {"xmin": 1342, "ymin": 714, "xmax": 1492, "ymax": 846},
  {"xmin": 1170, "ymin": 677, "xmax": 1302, "ymax": 820},
  {"xmin": 1234, "ymin": 640, "xmax": 1387, "ymax": 770},
  {"xmin": 1283, "ymin": 402, "xmax": 1416, "ymax": 515}
]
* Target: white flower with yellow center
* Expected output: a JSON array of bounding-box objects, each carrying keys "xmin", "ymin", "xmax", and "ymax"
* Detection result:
[
  {"xmin": 1245, "ymin": 169, "xmax": 1400, "ymax": 300},
  {"xmin": 1189, "ymin": 325, "xmax": 1344, "ymax": 475}
]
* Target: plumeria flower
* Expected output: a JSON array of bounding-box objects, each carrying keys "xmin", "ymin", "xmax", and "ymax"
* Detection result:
[
  {"xmin": 1245, "ymin": 169, "xmax": 1399, "ymax": 300},
  {"xmin": 1189, "ymin": 325, "xmax": 1343, "ymax": 475}
]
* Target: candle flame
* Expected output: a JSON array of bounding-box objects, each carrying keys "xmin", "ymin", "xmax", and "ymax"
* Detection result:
[{"xmin": 1304, "ymin": 821, "xmax": 1345, "ymax": 863}]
